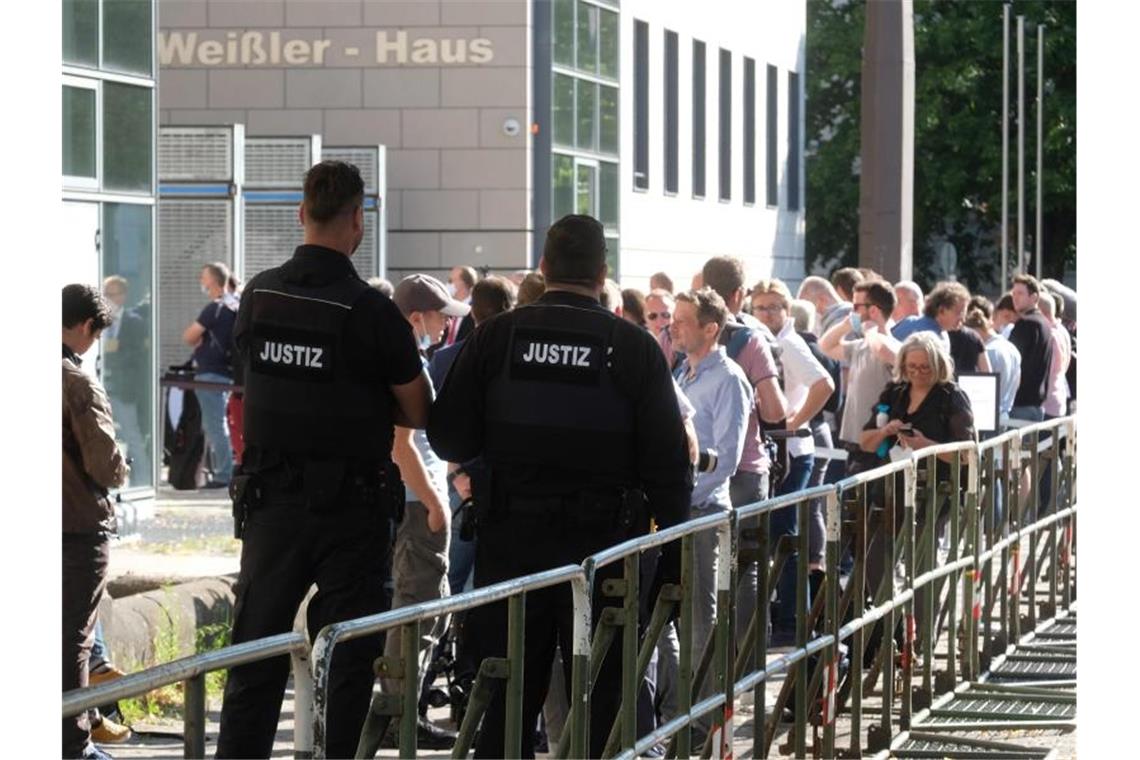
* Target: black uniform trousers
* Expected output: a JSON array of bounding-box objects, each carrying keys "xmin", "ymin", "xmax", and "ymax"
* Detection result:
[
  {"xmin": 215, "ymin": 487, "xmax": 391, "ymax": 759},
  {"xmin": 468, "ymin": 508, "xmax": 640, "ymax": 759}
]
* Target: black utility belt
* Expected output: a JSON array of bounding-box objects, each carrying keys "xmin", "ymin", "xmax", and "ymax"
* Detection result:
[{"xmin": 502, "ymin": 488, "xmax": 646, "ymax": 528}]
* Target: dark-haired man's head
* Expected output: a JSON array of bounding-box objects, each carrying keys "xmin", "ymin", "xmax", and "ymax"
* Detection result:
[
  {"xmin": 831, "ymin": 267, "xmax": 864, "ymax": 302},
  {"xmin": 993, "ymin": 293, "xmax": 1019, "ymax": 332},
  {"xmin": 300, "ymin": 161, "xmax": 365, "ymax": 256},
  {"xmin": 450, "ymin": 265, "xmax": 478, "ymax": 300},
  {"xmin": 672, "ymin": 288, "xmax": 728, "ymax": 356},
  {"xmin": 701, "ymin": 256, "xmax": 747, "ymax": 314},
  {"xmin": 470, "ymin": 275, "xmax": 516, "ymax": 324},
  {"xmin": 1011, "ymin": 274, "xmax": 1041, "ymax": 314},
  {"xmin": 63, "ymin": 284, "xmax": 113, "ymax": 356},
  {"xmin": 649, "ymin": 271, "xmax": 674, "ymax": 294},
  {"xmin": 539, "ymin": 214, "xmax": 608, "ymax": 295},
  {"xmin": 853, "ymin": 280, "xmax": 896, "ymax": 328}
]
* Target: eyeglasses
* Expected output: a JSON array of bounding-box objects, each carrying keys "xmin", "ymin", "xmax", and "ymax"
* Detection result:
[
  {"xmin": 647, "ymin": 311, "xmax": 671, "ymax": 320},
  {"xmin": 852, "ymin": 302, "xmax": 871, "ymax": 311},
  {"xmin": 905, "ymin": 364, "xmax": 933, "ymax": 374},
  {"xmin": 752, "ymin": 304, "xmax": 785, "ymax": 314}
]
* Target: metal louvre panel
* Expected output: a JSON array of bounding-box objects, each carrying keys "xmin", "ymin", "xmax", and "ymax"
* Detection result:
[
  {"xmin": 245, "ymin": 138, "xmax": 312, "ymax": 187},
  {"xmin": 354, "ymin": 210, "xmax": 377, "ymax": 280},
  {"xmin": 159, "ymin": 127, "xmax": 233, "ymax": 181},
  {"xmin": 322, "ymin": 147, "xmax": 378, "ymax": 193},
  {"xmin": 157, "ymin": 200, "xmax": 233, "ymax": 371},
  {"xmin": 243, "ymin": 205, "xmax": 303, "ymax": 282}
]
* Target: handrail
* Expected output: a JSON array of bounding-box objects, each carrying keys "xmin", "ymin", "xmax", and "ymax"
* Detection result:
[{"xmin": 62, "ymin": 631, "xmax": 306, "ymax": 717}]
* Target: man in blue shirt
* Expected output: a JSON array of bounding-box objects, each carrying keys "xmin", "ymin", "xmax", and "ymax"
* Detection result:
[
  {"xmin": 182, "ymin": 262, "xmax": 238, "ymax": 487},
  {"xmin": 671, "ymin": 288, "xmax": 752, "ymax": 682}
]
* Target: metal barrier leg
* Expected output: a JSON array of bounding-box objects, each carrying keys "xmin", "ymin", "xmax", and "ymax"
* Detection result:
[
  {"xmin": 822, "ymin": 492, "xmax": 840, "ymax": 758},
  {"xmin": 184, "ymin": 674, "xmax": 206, "ymax": 760},
  {"xmin": 568, "ymin": 573, "xmax": 592, "ymax": 760},
  {"xmin": 849, "ymin": 484, "xmax": 867, "ymax": 759},
  {"xmin": 921, "ymin": 464, "xmax": 936, "ymax": 707},
  {"xmin": 900, "ymin": 467, "xmax": 917, "ymax": 735},
  {"xmin": 946, "ymin": 453, "xmax": 962, "ymax": 691},
  {"xmin": 293, "ymin": 648, "xmax": 315, "ymax": 759},
  {"xmin": 678, "ymin": 532, "xmax": 695, "ymax": 759},
  {"xmin": 504, "ymin": 594, "xmax": 526, "ymax": 760},
  {"xmin": 1027, "ymin": 442, "xmax": 1040, "ymax": 632},
  {"xmin": 401, "ymin": 620, "xmax": 420, "ymax": 758},
  {"xmin": 794, "ymin": 500, "xmax": 808, "ymax": 759},
  {"xmin": 754, "ymin": 512, "xmax": 770, "ymax": 760},
  {"xmin": 453, "ymin": 657, "xmax": 510, "ymax": 759}
]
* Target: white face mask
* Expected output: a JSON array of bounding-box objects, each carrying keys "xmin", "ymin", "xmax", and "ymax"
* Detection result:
[
  {"xmin": 446, "ymin": 282, "xmax": 457, "ymax": 297},
  {"xmin": 201, "ymin": 284, "xmax": 211, "ymax": 297}
]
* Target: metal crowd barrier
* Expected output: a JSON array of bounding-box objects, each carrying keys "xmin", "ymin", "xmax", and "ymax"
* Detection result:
[
  {"xmin": 62, "ymin": 416, "xmax": 1075, "ymax": 759},
  {"xmin": 61, "ymin": 632, "xmax": 312, "ymax": 759}
]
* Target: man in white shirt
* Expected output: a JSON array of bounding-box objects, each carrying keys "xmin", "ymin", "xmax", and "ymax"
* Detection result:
[{"xmin": 750, "ymin": 278, "xmax": 835, "ymax": 645}]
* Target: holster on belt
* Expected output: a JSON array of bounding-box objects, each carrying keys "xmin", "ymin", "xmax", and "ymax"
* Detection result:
[{"xmin": 229, "ymin": 468, "xmax": 262, "ymax": 539}]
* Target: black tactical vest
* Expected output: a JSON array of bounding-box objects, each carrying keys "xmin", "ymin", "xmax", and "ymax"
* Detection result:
[
  {"xmin": 241, "ymin": 268, "xmax": 393, "ymax": 462},
  {"xmin": 484, "ymin": 302, "xmax": 636, "ymax": 477}
]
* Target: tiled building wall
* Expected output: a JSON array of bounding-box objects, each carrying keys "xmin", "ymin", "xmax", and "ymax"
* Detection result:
[{"xmin": 159, "ymin": 0, "xmax": 534, "ymax": 280}]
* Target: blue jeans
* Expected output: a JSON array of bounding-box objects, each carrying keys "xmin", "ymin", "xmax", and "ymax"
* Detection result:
[
  {"xmin": 448, "ymin": 487, "xmax": 476, "ymax": 594},
  {"xmin": 196, "ymin": 372, "xmax": 234, "ymax": 484},
  {"xmin": 772, "ymin": 454, "xmax": 815, "ymax": 632}
]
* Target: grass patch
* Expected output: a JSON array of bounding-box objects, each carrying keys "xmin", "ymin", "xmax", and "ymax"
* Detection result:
[
  {"xmin": 116, "ymin": 587, "xmax": 232, "ymax": 726},
  {"xmin": 137, "ymin": 534, "xmax": 241, "ymax": 556}
]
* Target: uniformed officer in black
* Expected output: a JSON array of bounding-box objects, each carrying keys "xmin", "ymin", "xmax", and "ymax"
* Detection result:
[
  {"xmin": 216, "ymin": 161, "xmax": 431, "ymax": 759},
  {"xmin": 427, "ymin": 214, "xmax": 693, "ymax": 758}
]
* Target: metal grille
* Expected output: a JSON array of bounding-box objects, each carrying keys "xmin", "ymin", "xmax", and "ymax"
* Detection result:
[
  {"xmin": 990, "ymin": 656, "xmax": 1076, "ymax": 681},
  {"xmin": 243, "ymin": 205, "xmax": 302, "ymax": 281},
  {"xmin": 894, "ymin": 733, "xmax": 1053, "ymax": 758},
  {"xmin": 353, "ymin": 211, "xmax": 377, "ymax": 281},
  {"xmin": 157, "ymin": 200, "xmax": 232, "ymax": 371},
  {"xmin": 1039, "ymin": 620, "xmax": 1077, "ymax": 637},
  {"xmin": 245, "ymin": 138, "xmax": 312, "ymax": 187},
  {"xmin": 924, "ymin": 695, "xmax": 1076, "ymax": 724},
  {"xmin": 322, "ymin": 146, "xmax": 378, "ymax": 193},
  {"xmin": 159, "ymin": 127, "xmax": 233, "ymax": 181}
]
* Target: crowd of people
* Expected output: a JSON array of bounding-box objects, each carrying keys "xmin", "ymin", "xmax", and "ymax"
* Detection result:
[{"xmin": 63, "ymin": 159, "xmax": 1077, "ymax": 759}]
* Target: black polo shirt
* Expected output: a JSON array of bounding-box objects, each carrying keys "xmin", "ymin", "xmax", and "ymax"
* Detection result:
[{"xmin": 1008, "ymin": 308, "xmax": 1052, "ymax": 407}]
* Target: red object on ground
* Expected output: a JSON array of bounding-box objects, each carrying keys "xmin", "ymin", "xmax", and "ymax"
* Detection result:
[{"xmin": 226, "ymin": 392, "xmax": 245, "ymax": 465}]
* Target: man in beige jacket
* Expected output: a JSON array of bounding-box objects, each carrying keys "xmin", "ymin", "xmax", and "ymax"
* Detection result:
[{"xmin": 62, "ymin": 284, "xmax": 128, "ymax": 760}]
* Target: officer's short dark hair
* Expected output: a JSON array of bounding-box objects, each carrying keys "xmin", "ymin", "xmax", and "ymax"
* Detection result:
[
  {"xmin": 543, "ymin": 214, "xmax": 607, "ymax": 285},
  {"xmin": 995, "ymin": 293, "xmax": 1016, "ymax": 313},
  {"xmin": 454, "ymin": 265, "xmax": 478, "ymax": 290},
  {"xmin": 831, "ymin": 267, "xmax": 864, "ymax": 298},
  {"xmin": 701, "ymin": 256, "xmax": 746, "ymax": 302},
  {"xmin": 63, "ymin": 284, "xmax": 113, "ymax": 330},
  {"xmin": 676, "ymin": 287, "xmax": 728, "ymax": 334},
  {"xmin": 470, "ymin": 275, "xmax": 515, "ymax": 324},
  {"xmin": 303, "ymin": 161, "xmax": 364, "ymax": 224},
  {"xmin": 854, "ymin": 280, "xmax": 896, "ymax": 318}
]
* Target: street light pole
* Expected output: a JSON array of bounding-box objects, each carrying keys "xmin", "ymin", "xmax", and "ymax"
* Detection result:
[
  {"xmin": 1001, "ymin": 4, "xmax": 1010, "ymax": 292},
  {"xmin": 1036, "ymin": 24, "xmax": 1044, "ymax": 278}
]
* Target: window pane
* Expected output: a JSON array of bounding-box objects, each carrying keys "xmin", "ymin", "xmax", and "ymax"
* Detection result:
[
  {"xmin": 63, "ymin": 0, "xmax": 99, "ymax": 66},
  {"xmin": 576, "ymin": 163, "xmax": 596, "ymax": 216},
  {"xmin": 767, "ymin": 64, "xmax": 778, "ymax": 206},
  {"xmin": 599, "ymin": 9, "xmax": 619, "ymax": 78},
  {"xmin": 719, "ymin": 49, "xmax": 731, "ymax": 201},
  {"xmin": 604, "ymin": 235, "xmax": 620, "ymax": 280},
  {"xmin": 787, "ymin": 71, "xmax": 801, "ymax": 211},
  {"xmin": 553, "ymin": 73, "xmax": 575, "ymax": 147},
  {"xmin": 63, "ymin": 86, "xmax": 96, "ymax": 178},
  {"xmin": 576, "ymin": 1, "xmax": 598, "ymax": 73},
  {"xmin": 104, "ymin": 83, "xmax": 153, "ymax": 193},
  {"xmin": 633, "ymin": 20, "xmax": 649, "ymax": 189},
  {"xmin": 553, "ymin": 0, "xmax": 574, "ymax": 67},
  {"xmin": 103, "ymin": 0, "xmax": 153, "ymax": 76},
  {"xmin": 576, "ymin": 79, "xmax": 597, "ymax": 151},
  {"xmin": 599, "ymin": 84, "xmax": 619, "ymax": 155},
  {"xmin": 744, "ymin": 58, "xmax": 756, "ymax": 204},
  {"xmin": 692, "ymin": 40, "xmax": 706, "ymax": 197},
  {"xmin": 102, "ymin": 203, "xmax": 154, "ymax": 489},
  {"xmin": 599, "ymin": 161, "xmax": 618, "ymax": 227},
  {"xmin": 664, "ymin": 31, "xmax": 678, "ymax": 194},
  {"xmin": 552, "ymin": 154, "xmax": 575, "ymax": 221}
]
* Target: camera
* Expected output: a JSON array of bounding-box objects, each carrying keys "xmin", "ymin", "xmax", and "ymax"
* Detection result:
[{"xmin": 697, "ymin": 448, "xmax": 718, "ymax": 473}]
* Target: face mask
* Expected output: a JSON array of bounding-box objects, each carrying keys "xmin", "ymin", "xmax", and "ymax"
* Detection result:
[
  {"xmin": 446, "ymin": 283, "xmax": 457, "ymax": 297},
  {"xmin": 418, "ymin": 331, "xmax": 432, "ymax": 351},
  {"xmin": 201, "ymin": 284, "xmax": 210, "ymax": 296}
]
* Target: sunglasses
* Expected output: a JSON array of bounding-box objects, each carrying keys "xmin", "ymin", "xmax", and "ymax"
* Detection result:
[{"xmin": 647, "ymin": 311, "xmax": 672, "ymax": 320}]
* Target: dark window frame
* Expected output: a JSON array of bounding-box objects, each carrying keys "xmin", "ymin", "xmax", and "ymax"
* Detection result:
[{"xmin": 743, "ymin": 57, "xmax": 756, "ymax": 205}]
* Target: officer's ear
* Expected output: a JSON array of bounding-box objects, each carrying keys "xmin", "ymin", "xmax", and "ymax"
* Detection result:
[{"xmin": 297, "ymin": 202, "xmax": 306, "ymax": 227}]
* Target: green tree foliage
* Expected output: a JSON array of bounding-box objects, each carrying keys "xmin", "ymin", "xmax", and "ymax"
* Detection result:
[{"xmin": 805, "ymin": 0, "xmax": 1076, "ymax": 290}]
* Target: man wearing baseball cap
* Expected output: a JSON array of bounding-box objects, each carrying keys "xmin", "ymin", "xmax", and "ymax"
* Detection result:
[{"xmin": 366, "ymin": 273, "xmax": 469, "ymax": 749}]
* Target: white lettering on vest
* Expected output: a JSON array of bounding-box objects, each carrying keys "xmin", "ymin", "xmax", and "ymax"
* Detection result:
[
  {"xmin": 520, "ymin": 342, "xmax": 592, "ymax": 367},
  {"xmin": 258, "ymin": 341, "xmax": 325, "ymax": 368}
]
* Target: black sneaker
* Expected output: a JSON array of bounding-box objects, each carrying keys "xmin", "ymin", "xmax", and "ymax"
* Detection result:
[{"xmin": 417, "ymin": 716, "xmax": 458, "ymax": 750}]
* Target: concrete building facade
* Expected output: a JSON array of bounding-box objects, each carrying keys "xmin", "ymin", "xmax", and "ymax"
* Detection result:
[{"xmin": 158, "ymin": 0, "xmax": 805, "ymax": 288}]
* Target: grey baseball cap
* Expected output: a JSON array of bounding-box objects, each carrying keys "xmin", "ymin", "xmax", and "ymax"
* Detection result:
[{"xmin": 393, "ymin": 274, "xmax": 471, "ymax": 317}]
